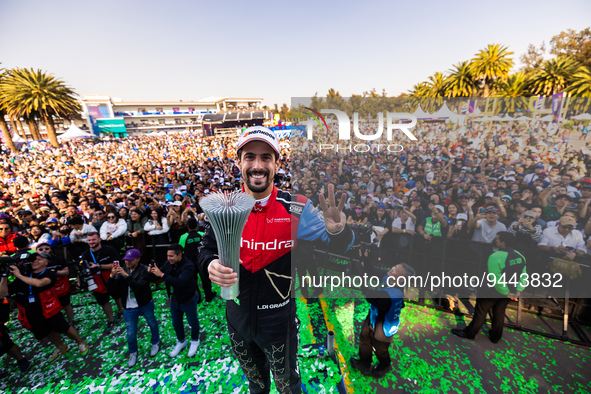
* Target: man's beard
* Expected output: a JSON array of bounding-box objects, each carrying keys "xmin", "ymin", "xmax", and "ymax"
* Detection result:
[{"xmin": 245, "ymin": 170, "xmax": 272, "ymax": 193}]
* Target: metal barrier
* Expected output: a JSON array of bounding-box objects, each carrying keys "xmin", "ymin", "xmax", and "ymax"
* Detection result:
[{"xmin": 311, "ymin": 232, "xmax": 591, "ymax": 346}]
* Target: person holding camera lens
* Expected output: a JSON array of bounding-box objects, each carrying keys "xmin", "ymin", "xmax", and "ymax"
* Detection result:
[
  {"xmin": 108, "ymin": 249, "xmax": 160, "ymax": 368},
  {"xmin": 0, "ymin": 253, "xmax": 89, "ymax": 363},
  {"xmin": 80, "ymin": 232, "xmax": 124, "ymax": 332},
  {"xmin": 38, "ymin": 242, "xmax": 74, "ymax": 324}
]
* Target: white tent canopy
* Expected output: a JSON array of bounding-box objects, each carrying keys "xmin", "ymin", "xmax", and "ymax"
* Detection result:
[
  {"xmin": 12, "ymin": 133, "xmax": 26, "ymax": 143},
  {"xmin": 573, "ymin": 113, "xmax": 591, "ymax": 120},
  {"xmin": 539, "ymin": 115, "xmax": 553, "ymax": 122},
  {"xmin": 58, "ymin": 123, "xmax": 93, "ymax": 140},
  {"xmin": 515, "ymin": 116, "xmax": 532, "ymax": 121},
  {"xmin": 413, "ymin": 104, "xmax": 431, "ymax": 119},
  {"xmin": 430, "ymin": 102, "xmax": 465, "ymax": 124}
]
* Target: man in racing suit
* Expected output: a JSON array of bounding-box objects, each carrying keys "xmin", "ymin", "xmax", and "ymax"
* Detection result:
[{"xmin": 198, "ymin": 126, "xmax": 353, "ymax": 394}]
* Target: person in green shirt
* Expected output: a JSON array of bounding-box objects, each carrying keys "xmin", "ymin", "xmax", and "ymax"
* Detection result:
[{"xmin": 451, "ymin": 231, "xmax": 526, "ymax": 343}]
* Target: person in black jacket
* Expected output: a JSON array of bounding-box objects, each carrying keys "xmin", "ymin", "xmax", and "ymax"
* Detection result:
[
  {"xmin": 80, "ymin": 232, "xmax": 124, "ymax": 332},
  {"xmin": 148, "ymin": 244, "xmax": 200, "ymax": 358},
  {"xmin": 179, "ymin": 218, "xmax": 215, "ymax": 302},
  {"xmin": 108, "ymin": 248, "xmax": 160, "ymax": 368}
]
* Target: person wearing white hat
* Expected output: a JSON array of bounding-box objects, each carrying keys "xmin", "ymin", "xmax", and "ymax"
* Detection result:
[
  {"xmin": 417, "ymin": 203, "xmax": 448, "ymax": 240},
  {"xmin": 198, "ymin": 126, "xmax": 353, "ymax": 393}
]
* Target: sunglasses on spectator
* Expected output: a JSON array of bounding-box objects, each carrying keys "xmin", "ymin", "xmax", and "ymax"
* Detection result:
[
  {"xmin": 560, "ymin": 225, "xmax": 574, "ymax": 229},
  {"xmin": 37, "ymin": 247, "xmax": 51, "ymax": 252},
  {"xmin": 0, "ymin": 227, "xmax": 10, "ymax": 231},
  {"xmin": 107, "ymin": 215, "xmax": 116, "ymax": 219}
]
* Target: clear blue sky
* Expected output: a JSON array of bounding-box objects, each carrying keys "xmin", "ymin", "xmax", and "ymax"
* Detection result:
[{"xmin": 1, "ymin": 0, "xmax": 589, "ymax": 107}]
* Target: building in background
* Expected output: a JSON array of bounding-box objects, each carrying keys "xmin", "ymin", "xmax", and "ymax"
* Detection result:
[{"xmin": 80, "ymin": 96, "xmax": 265, "ymax": 137}]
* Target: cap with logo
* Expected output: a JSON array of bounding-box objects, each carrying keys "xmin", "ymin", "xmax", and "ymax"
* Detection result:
[
  {"xmin": 558, "ymin": 216, "xmax": 576, "ymax": 227},
  {"xmin": 123, "ymin": 248, "xmax": 142, "ymax": 261},
  {"xmin": 237, "ymin": 126, "xmax": 281, "ymax": 157}
]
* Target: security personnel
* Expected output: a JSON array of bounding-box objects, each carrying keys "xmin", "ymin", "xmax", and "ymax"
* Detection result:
[{"xmin": 452, "ymin": 231, "xmax": 527, "ymax": 343}]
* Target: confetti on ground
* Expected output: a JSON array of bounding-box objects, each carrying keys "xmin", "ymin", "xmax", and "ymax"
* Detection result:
[{"xmin": 1, "ymin": 290, "xmax": 589, "ymax": 393}]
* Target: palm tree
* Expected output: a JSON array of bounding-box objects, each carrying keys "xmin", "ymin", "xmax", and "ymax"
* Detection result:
[
  {"xmin": 408, "ymin": 82, "xmax": 432, "ymax": 112},
  {"xmin": 427, "ymin": 72, "xmax": 448, "ymax": 97},
  {"xmin": 496, "ymin": 72, "xmax": 531, "ymax": 97},
  {"xmin": 444, "ymin": 61, "xmax": 477, "ymax": 97},
  {"xmin": 1, "ymin": 68, "xmax": 81, "ymax": 147},
  {"xmin": 470, "ymin": 44, "xmax": 515, "ymax": 97},
  {"xmin": 495, "ymin": 72, "xmax": 531, "ymax": 113},
  {"xmin": 494, "ymin": 72, "xmax": 530, "ymax": 113},
  {"xmin": 566, "ymin": 65, "xmax": 591, "ymax": 97},
  {"xmin": 0, "ymin": 68, "xmax": 17, "ymax": 151},
  {"xmin": 529, "ymin": 57, "xmax": 579, "ymax": 96}
]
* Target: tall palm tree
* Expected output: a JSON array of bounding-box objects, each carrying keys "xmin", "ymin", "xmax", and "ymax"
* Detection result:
[
  {"xmin": 566, "ymin": 65, "xmax": 591, "ymax": 97},
  {"xmin": 426, "ymin": 72, "xmax": 448, "ymax": 97},
  {"xmin": 1, "ymin": 68, "xmax": 81, "ymax": 147},
  {"xmin": 408, "ymin": 82, "xmax": 433, "ymax": 112},
  {"xmin": 0, "ymin": 68, "xmax": 17, "ymax": 151},
  {"xmin": 495, "ymin": 72, "xmax": 531, "ymax": 97},
  {"xmin": 470, "ymin": 44, "xmax": 515, "ymax": 97},
  {"xmin": 529, "ymin": 57, "xmax": 579, "ymax": 96},
  {"xmin": 444, "ymin": 61, "xmax": 477, "ymax": 97},
  {"xmin": 495, "ymin": 72, "xmax": 530, "ymax": 113}
]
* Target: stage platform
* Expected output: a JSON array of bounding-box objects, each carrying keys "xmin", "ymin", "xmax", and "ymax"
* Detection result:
[{"xmin": 1, "ymin": 289, "xmax": 589, "ymax": 393}]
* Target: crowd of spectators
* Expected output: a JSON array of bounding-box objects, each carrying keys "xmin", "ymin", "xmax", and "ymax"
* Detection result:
[
  {"xmin": 292, "ymin": 118, "xmax": 591, "ymax": 265},
  {"xmin": 0, "ymin": 115, "xmax": 590, "ymax": 372}
]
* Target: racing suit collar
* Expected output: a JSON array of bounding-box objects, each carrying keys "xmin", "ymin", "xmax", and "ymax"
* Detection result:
[{"xmin": 245, "ymin": 185, "xmax": 277, "ymax": 213}]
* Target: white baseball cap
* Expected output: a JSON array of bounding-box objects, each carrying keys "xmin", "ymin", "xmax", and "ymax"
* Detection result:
[{"xmin": 237, "ymin": 126, "xmax": 281, "ymax": 157}]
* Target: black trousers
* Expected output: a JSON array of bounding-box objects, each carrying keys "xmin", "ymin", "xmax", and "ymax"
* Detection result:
[
  {"xmin": 358, "ymin": 316, "xmax": 391, "ymax": 367},
  {"xmin": 227, "ymin": 313, "xmax": 301, "ymax": 394},
  {"xmin": 465, "ymin": 297, "xmax": 510, "ymax": 342}
]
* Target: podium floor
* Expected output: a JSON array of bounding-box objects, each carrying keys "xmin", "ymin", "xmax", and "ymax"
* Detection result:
[{"xmin": 1, "ymin": 290, "xmax": 589, "ymax": 393}]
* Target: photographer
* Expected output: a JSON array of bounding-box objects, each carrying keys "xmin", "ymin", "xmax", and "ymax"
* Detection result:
[
  {"xmin": 108, "ymin": 249, "xmax": 160, "ymax": 368},
  {"xmin": 39, "ymin": 242, "xmax": 74, "ymax": 324},
  {"xmin": 1, "ymin": 253, "xmax": 88, "ymax": 363},
  {"xmin": 80, "ymin": 232, "xmax": 124, "ymax": 332},
  {"xmin": 0, "ymin": 278, "xmax": 30, "ymax": 373}
]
